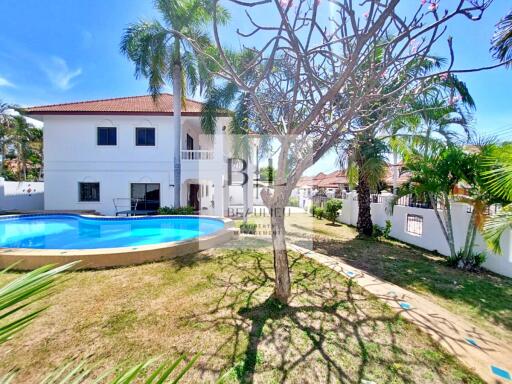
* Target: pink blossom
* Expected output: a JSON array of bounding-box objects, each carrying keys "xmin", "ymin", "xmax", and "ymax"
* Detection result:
[
  {"xmin": 421, "ymin": 0, "xmax": 427, "ymax": 4},
  {"xmin": 439, "ymin": 73, "xmax": 449, "ymax": 80},
  {"xmin": 429, "ymin": 2, "xmax": 438, "ymax": 11},
  {"xmin": 363, "ymin": 11, "xmax": 369, "ymax": 18}
]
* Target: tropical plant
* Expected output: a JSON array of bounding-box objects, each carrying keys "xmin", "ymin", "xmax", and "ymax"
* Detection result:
[
  {"xmin": 121, "ymin": 0, "xmax": 228, "ymax": 208},
  {"xmin": 324, "ymin": 199, "xmax": 343, "ymax": 224},
  {"xmin": 0, "ymin": 262, "xmax": 199, "ymax": 382},
  {"xmin": 342, "ymin": 137, "xmax": 388, "ymax": 236},
  {"xmin": 402, "ymin": 144, "xmax": 474, "ymax": 259},
  {"xmin": 0, "ymin": 263, "xmax": 77, "ymax": 345},
  {"xmin": 482, "ymin": 143, "xmax": 512, "ymax": 253},
  {"xmin": 491, "ymin": 9, "xmax": 512, "ymax": 67},
  {"xmin": 200, "ymin": 49, "xmax": 258, "ymax": 224},
  {"xmin": 0, "ymin": 101, "xmax": 15, "ymax": 177}
]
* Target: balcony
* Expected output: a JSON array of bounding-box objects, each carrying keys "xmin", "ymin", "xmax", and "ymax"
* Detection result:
[{"xmin": 181, "ymin": 150, "xmax": 214, "ymax": 161}]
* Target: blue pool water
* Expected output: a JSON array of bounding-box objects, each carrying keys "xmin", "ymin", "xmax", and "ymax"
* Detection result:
[{"xmin": 0, "ymin": 215, "xmax": 225, "ymax": 250}]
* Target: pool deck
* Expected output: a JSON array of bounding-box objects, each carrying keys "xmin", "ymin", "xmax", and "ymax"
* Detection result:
[{"xmin": 0, "ymin": 215, "xmax": 238, "ymax": 270}]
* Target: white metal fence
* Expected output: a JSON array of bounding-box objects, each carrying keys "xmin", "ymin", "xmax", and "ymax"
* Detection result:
[{"xmin": 339, "ymin": 191, "xmax": 512, "ymax": 278}]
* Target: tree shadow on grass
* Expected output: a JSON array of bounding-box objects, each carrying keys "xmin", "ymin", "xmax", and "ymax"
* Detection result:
[
  {"xmin": 180, "ymin": 249, "xmax": 480, "ymax": 383},
  {"xmin": 292, "ymin": 233, "xmax": 512, "ymax": 335}
]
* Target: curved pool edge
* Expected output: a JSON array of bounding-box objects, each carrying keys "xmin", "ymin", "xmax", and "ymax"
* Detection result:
[{"xmin": 0, "ymin": 215, "xmax": 238, "ymax": 271}]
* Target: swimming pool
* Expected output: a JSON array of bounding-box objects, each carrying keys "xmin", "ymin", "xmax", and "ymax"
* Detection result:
[{"xmin": 0, "ymin": 214, "xmax": 226, "ymax": 249}]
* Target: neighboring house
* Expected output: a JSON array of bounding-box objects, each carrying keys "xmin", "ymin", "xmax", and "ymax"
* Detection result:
[{"xmin": 26, "ymin": 94, "xmax": 254, "ymax": 216}]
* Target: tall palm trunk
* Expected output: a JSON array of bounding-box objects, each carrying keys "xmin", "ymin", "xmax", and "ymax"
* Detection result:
[
  {"xmin": 172, "ymin": 63, "xmax": 182, "ymax": 208},
  {"xmin": 356, "ymin": 172, "xmax": 373, "ymax": 236}
]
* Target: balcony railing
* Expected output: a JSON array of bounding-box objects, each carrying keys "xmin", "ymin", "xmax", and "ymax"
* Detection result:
[{"xmin": 181, "ymin": 150, "xmax": 214, "ymax": 160}]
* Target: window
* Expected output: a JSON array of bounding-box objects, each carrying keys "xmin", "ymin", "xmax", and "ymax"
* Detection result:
[
  {"xmin": 406, "ymin": 214, "xmax": 423, "ymax": 236},
  {"xmin": 131, "ymin": 183, "xmax": 160, "ymax": 210},
  {"xmin": 136, "ymin": 127, "xmax": 155, "ymax": 146},
  {"xmin": 97, "ymin": 127, "xmax": 117, "ymax": 146},
  {"xmin": 79, "ymin": 182, "xmax": 100, "ymax": 202}
]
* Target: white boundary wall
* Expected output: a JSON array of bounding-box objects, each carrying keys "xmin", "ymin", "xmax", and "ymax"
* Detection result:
[
  {"xmin": 0, "ymin": 178, "xmax": 44, "ymax": 211},
  {"xmin": 339, "ymin": 191, "xmax": 512, "ymax": 278}
]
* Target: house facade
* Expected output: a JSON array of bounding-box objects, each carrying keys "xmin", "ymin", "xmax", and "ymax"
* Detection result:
[{"xmin": 26, "ymin": 94, "xmax": 254, "ymax": 217}]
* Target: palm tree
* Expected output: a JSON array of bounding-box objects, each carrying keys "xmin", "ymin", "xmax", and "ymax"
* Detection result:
[
  {"xmin": 491, "ymin": 9, "xmax": 512, "ymax": 66},
  {"xmin": 341, "ymin": 136, "xmax": 388, "ymax": 236},
  {"xmin": 482, "ymin": 143, "xmax": 512, "ymax": 253},
  {"xmin": 402, "ymin": 144, "xmax": 472, "ymax": 258},
  {"xmin": 200, "ymin": 50, "xmax": 256, "ymax": 222},
  {"xmin": 0, "ymin": 101, "xmax": 14, "ymax": 177},
  {"xmin": 10, "ymin": 115, "xmax": 42, "ymax": 181},
  {"xmin": 121, "ymin": 0, "xmax": 227, "ymax": 207}
]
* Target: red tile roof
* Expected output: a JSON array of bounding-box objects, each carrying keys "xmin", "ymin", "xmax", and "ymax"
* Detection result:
[{"xmin": 25, "ymin": 94, "xmax": 211, "ymax": 116}]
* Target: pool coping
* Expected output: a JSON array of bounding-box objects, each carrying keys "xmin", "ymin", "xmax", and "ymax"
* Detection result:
[{"xmin": 0, "ymin": 214, "xmax": 237, "ymax": 270}]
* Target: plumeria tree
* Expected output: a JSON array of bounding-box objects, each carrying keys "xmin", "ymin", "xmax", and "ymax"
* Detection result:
[{"xmin": 179, "ymin": 0, "xmax": 501, "ymax": 303}]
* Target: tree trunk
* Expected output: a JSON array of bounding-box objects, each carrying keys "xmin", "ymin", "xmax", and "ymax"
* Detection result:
[
  {"xmin": 356, "ymin": 173, "xmax": 373, "ymax": 236},
  {"xmin": 243, "ymin": 174, "xmax": 249, "ymax": 224},
  {"xmin": 270, "ymin": 208, "xmax": 291, "ymax": 303},
  {"xmin": 172, "ymin": 64, "xmax": 182, "ymax": 208},
  {"xmin": 463, "ymin": 208, "xmax": 477, "ymax": 257},
  {"xmin": 443, "ymin": 194, "xmax": 457, "ymax": 258}
]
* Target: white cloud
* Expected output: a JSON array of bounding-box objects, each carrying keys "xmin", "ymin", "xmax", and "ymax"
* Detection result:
[
  {"xmin": 0, "ymin": 76, "xmax": 15, "ymax": 88},
  {"xmin": 42, "ymin": 56, "xmax": 82, "ymax": 91}
]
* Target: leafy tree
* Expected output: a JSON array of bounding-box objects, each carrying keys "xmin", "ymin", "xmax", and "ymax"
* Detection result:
[
  {"xmin": 121, "ymin": 0, "xmax": 228, "ymax": 207},
  {"xmin": 185, "ymin": 0, "xmax": 495, "ymax": 303},
  {"xmin": 259, "ymin": 165, "xmax": 276, "ymax": 183},
  {"xmin": 325, "ymin": 199, "xmax": 343, "ymax": 224}
]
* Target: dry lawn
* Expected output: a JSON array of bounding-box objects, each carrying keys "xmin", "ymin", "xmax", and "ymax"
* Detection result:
[
  {"xmin": 0, "ymin": 245, "xmax": 483, "ymax": 383},
  {"xmin": 238, "ymin": 212, "xmax": 512, "ymax": 341}
]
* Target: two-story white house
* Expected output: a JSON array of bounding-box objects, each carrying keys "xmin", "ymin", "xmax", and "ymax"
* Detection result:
[{"xmin": 26, "ymin": 94, "xmax": 254, "ymax": 217}]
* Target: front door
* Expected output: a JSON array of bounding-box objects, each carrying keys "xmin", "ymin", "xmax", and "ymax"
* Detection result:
[
  {"xmin": 188, "ymin": 184, "xmax": 200, "ymax": 211},
  {"xmin": 131, "ymin": 183, "xmax": 160, "ymax": 211}
]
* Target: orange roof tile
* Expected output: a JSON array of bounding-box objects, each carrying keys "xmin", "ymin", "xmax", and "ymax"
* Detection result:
[{"xmin": 25, "ymin": 94, "xmax": 212, "ymax": 116}]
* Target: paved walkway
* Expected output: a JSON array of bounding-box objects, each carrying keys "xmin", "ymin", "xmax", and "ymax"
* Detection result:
[{"xmin": 289, "ymin": 244, "xmax": 512, "ymax": 384}]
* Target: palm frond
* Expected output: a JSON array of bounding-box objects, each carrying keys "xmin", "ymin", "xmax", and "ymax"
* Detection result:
[
  {"xmin": 0, "ymin": 262, "xmax": 78, "ymax": 345},
  {"xmin": 491, "ymin": 10, "xmax": 512, "ymax": 65},
  {"xmin": 37, "ymin": 355, "xmax": 200, "ymax": 384},
  {"xmin": 483, "ymin": 204, "xmax": 512, "ymax": 254}
]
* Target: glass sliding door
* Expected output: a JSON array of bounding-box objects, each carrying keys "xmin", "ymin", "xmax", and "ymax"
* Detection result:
[{"xmin": 130, "ymin": 183, "xmax": 160, "ymax": 211}]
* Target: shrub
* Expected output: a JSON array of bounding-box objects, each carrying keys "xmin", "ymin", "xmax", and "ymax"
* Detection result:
[
  {"xmin": 158, "ymin": 206, "xmax": 195, "ymax": 215},
  {"xmin": 325, "ymin": 199, "xmax": 343, "ymax": 224},
  {"xmin": 240, "ymin": 222, "xmax": 257, "ymax": 234},
  {"xmin": 309, "ymin": 205, "xmax": 316, "ymax": 216},
  {"xmin": 315, "ymin": 207, "xmax": 325, "ymax": 220},
  {"xmin": 447, "ymin": 249, "xmax": 487, "ymax": 272},
  {"xmin": 372, "ymin": 220, "xmax": 392, "ymax": 239},
  {"xmin": 372, "ymin": 224, "xmax": 384, "ymax": 238},
  {"xmin": 383, "ymin": 220, "xmax": 392, "ymax": 239},
  {"xmin": 288, "ymin": 197, "xmax": 299, "ymax": 207}
]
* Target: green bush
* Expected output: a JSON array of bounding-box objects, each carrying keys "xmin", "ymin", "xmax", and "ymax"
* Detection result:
[
  {"xmin": 372, "ymin": 224, "xmax": 384, "ymax": 238},
  {"xmin": 447, "ymin": 249, "xmax": 487, "ymax": 272},
  {"xmin": 240, "ymin": 222, "xmax": 257, "ymax": 234},
  {"xmin": 383, "ymin": 220, "xmax": 392, "ymax": 239},
  {"xmin": 315, "ymin": 207, "xmax": 325, "ymax": 220},
  {"xmin": 288, "ymin": 197, "xmax": 299, "ymax": 207},
  {"xmin": 325, "ymin": 199, "xmax": 343, "ymax": 224},
  {"xmin": 372, "ymin": 220, "xmax": 392, "ymax": 239},
  {"xmin": 158, "ymin": 206, "xmax": 195, "ymax": 215}
]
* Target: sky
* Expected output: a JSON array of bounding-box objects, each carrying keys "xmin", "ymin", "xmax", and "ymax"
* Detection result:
[{"xmin": 0, "ymin": 0, "xmax": 511, "ymax": 175}]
